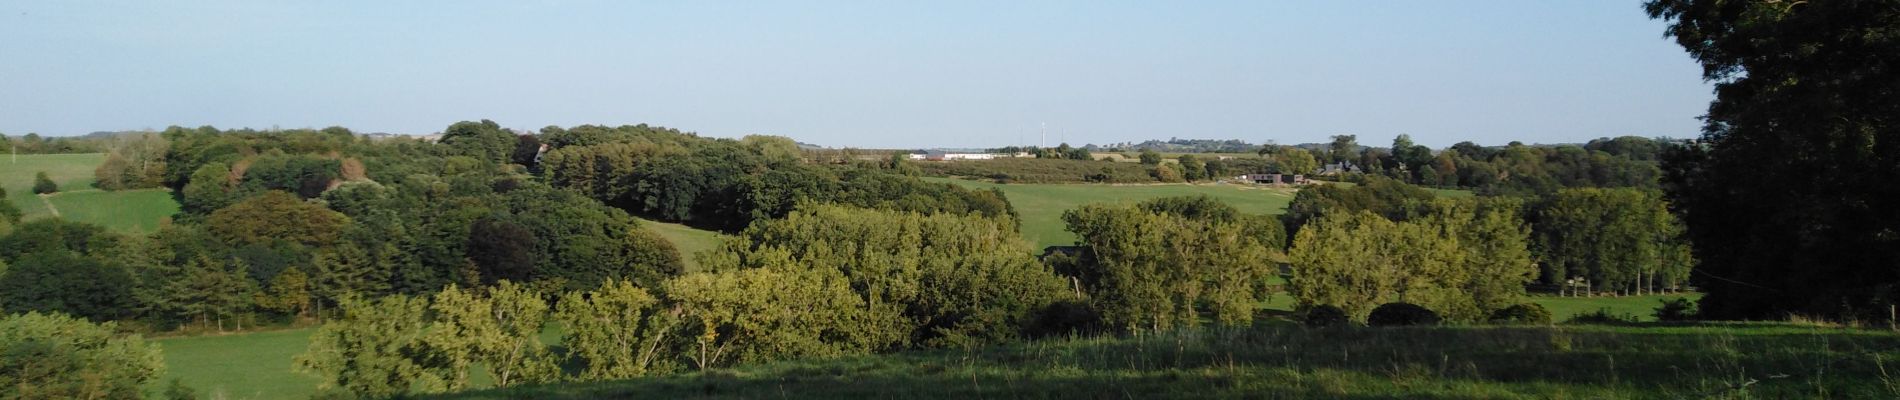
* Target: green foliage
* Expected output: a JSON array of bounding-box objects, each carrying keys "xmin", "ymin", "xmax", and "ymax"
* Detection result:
[
  {"xmin": 1647, "ymin": 0, "xmax": 1900, "ymax": 321},
  {"xmin": 1653, "ymin": 297, "xmax": 1698, "ymax": 322},
  {"xmin": 1487, "ymin": 303, "xmax": 1552, "ymax": 325},
  {"xmin": 0, "ymin": 312, "xmax": 164, "ymax": 400},
  {"xmin": 426, "ymin": 282, "xmax": 559, "ymax": 390},
  {"xmin": 1565, "ymin": 308, "xmax": 1638, "ymax": 325},
  {"xmin": 31, "ymin": 171, "xmax": 56, "ymax": 194},
  {"xmin": 1281, "ymin": 176, "xmax": 1434, "ymax": 237},
  {"xmin": 180, "ymin": 162, "xmax": 235, "ymax": 214},
  {"xmin": 711, "ymin": 205, "xmax": 1069, "ymax": 348},
  {"xmin": 1366, "ymin": 303, "xmax": 1441, "ymax": 326},
  {"xmin": 1301, "ymin": 305, "xmax": 1350, "ymax": 328},
  {"xmin": 1286, "ymin": 197, "xmax": 1537, "ymax": 323},
  {"xmin": 1270, "ymin": 146, "xmax": 1319, "ymax": 175},
  {"xmin": 1529, "ymin": 188, "xmax": 1692, "ymax": 294},
  {"xmin": 207, "ymin": 191, "xmax": 351, "ymax": 248},
  {"xmin": 664, "ymin": 265, "xmax": 898, "ymax": 369},
  {"xmin": 918, "ymin": 157, "xmax": 1158, "ymax": 184},
  {"xmin": 1137, "ymin": 149, "xmax": 1161, "ymax": 165},
  {"xmin": 441, "ymin": 120, "xmax": 518, "ymax": 165},
  {"xmin": 295, "ymin": 295, "xmax": 446, "ymax": 398},
  {"xmin": 555, "ymin": 280, "xmax": 674, "ymax": 380},
  {"xmin": 0, "ymin": 251, "xmax": 137, "ymax": 321},
  {"xmin": 1062, "ymin": 197, "xmax": 1280, "ymax": 332}
]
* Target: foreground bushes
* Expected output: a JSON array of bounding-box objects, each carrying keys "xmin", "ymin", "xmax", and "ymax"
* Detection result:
[
  {"xmin": 1367, "ymin": 303, "xmax": 1442, "ymax": 326},
  {"xmin": 0, "ymin": 312, "xmax": 163, "ymax": 399}
]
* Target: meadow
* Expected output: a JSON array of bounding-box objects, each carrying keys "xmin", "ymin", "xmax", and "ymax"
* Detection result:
[
  {"xmin": 1, "ymin": 152, "xmax": 104, "ymax": 219},
  {"xmin": 927, "ymin": 177, "xmax": 1296, "ymax": 248},
  {"xmin": 436, "ymin": 321, "xmax": 1900, "ymax": 399},
  {"xmin": 636, "ymin": 217, "xmax": 728, "ymax": 272},
  {"xmin": 1, "ymin": 153, "xmax": 182, "ymax": 232}
]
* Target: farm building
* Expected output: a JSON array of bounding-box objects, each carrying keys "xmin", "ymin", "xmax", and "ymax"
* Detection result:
[{"xmin": 1236, "ymin": 173, "xmax": 1307, "ymax": 186}]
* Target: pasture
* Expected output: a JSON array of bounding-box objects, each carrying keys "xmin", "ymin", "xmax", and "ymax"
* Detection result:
[
  {"xmin": 927, "ymin": 177, "xmax": 1296, "ymax": 248},
  {"xmin": 151, "ymin": 328, "xmax": 321, "ymax": 400},
  {"xmin": 0, "ymin": 153, "xmax": 182, "ymax": 232},
  {"xmin": 47, "ymin": 189, "xmax": 181, "ymax": 232},
  {"xmin": 1, "ymin": 153, "xmax": 104, "ymax": 219},
  {"xmin": 637, "ymin": 217, "xmax": 727, "ymax": 272},
  {"xmin": 438, "ymin": 321, "xmax": 1900, "ymax": 399}
]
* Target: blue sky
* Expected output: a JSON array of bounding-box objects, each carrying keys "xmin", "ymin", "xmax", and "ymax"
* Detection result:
[{"xmin": 0, "ymin": 1, "xmax": 1710, "ymax": 148}]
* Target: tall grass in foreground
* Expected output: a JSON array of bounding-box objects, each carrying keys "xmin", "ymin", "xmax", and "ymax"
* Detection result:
[{"xmin": 435, "ymin": 322, "xmax": 1900, "ymax": 399}]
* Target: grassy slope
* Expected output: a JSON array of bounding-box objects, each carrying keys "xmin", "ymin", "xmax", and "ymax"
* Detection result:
[
  {"xmin": 48, "ymin": 189, "xmax": 181, "ymax": 233},
  {"xmin": 636, "ymin": 217, "xmax": 728, "ymax": 272},
  {"xmin": 152, "ymin": 328, "xmax": 321, "ymax": 400},
  {"xmin": 437, "ymin": 322, "xmax": 1900, "ymax": 399},
  {"xmin": 927, "ymin": 178, "xmax": 1297, "ymax": 248},
  {"xmin": 0, "ymin": 153, "xmax": 182, "ymax": 233},
  {"xmin": 1, "ymin": 153, "xmax": 104, "ymax": 219}
]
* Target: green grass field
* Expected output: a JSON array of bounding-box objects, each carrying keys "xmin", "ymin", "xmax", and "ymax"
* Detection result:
[
  {"xmin": 0, "ymin": 153, "xmax": 181, "ymax": 233},
  {"xmin": 927, "ymin": 178, "xmax": 1298, "ymax": 248},
  {"xmin": 1532, "ymin": 293, "xmax": 1704, "ymax": 322},
  {"xmin": 637, "ymin": 217, "xmax": 728, "ymax": 272},
  {"xmin": 1, "ymin": 153, "xmax": 105, "ymax": 219},
  {"xmin": 47, "ymin": 189, "xmax": 181, "ymax": 233},
  {"xmin": 438, "ymin": 321, "xmax": 1900, "ymax": 399},
  {"xmin": 151, "ymin": 328, "xmax": 321, "ymax": 400}
]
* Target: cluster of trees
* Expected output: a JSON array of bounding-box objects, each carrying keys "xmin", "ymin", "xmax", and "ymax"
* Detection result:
[
  {"xmin": 1057, "ymin": 196, "xmax": 1284, "ymax": 331},
  {"xmin": 93, "ymin": 131, "xmax": 171, "ymax": 190},
  {"xmin": 0, "ymin": 131, "xmax": 111, "ymax": 154},
  {"xmin": 1287, "ymin": 197, "xmax": 1536, "ymax": 322},
  {"xmin": 0, "ymin": 123, "xmax": 683, "ymax": 333},
  {"xmin": 0, "ymin": 312, "xmax": 164, "ymax": 399},
  {"xmin": 295, "ymin": 204, "xmax": 1077, "ymax": 398},
  {"xmin": 538, "ymin": 125, "xmax": 1015, "ymax": 231},
  {"xmin": 1647, "ymin": 0, "xmax": 1900, "ymax": 320},
  {"xmin": 986, "ymin": 144, "xmax": 1093, "ymax": 160},
  {"xmin": 1529, "ymin": 188, "xmax": 1692, "ymax": 296},
  {"xmin": 1282, "ymin": 176, "xmax": 1691, "ymax": 304},
  {"xmin": 1302, "ymin": 134, "xmax": 1668, "ymax": 195},
  {"xmin": 917, "ymin": 157, "xmax": 1156, "ymax": 184}
]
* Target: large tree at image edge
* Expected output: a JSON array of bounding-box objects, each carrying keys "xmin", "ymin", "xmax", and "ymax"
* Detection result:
[{"xmin": 1648, "ymin": 0, "xmax": 1900, "ymax": 319}]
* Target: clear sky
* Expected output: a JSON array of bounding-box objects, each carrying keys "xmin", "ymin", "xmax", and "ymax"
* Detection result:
[{"xmin": 0, "ymin": 1, "xmax": 1711, "ymax": 148}]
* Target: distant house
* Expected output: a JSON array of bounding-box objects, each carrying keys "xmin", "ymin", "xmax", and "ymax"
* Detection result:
[
  {"xmin": 1319, "ymin": 162, "xmax": 1360, "ymax": 175},
  {"xmin": 1236, "ymin": 173, "xmax": 1307, "ymax": 186}
]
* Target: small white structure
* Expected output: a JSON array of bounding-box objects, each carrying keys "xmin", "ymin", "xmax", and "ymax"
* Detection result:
[{"xmin": 916, "ymin": 150, "xmax": 997, "ymax": 161}]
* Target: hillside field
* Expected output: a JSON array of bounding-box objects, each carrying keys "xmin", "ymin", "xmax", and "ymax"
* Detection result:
[
  {"xmin": 1, "ymin": 153, "xmax": 182, "ymax": 232},
  {"xmin": 927, "ymin": 178, "xmax": 1298, "ymax": 248},
  {"xmin": 636, "ymin": 217, "xmax": 728, "ymax": 272},
  {"xmin": 1, "ymin": 153, "xmax": 104, "ymax": 219}
]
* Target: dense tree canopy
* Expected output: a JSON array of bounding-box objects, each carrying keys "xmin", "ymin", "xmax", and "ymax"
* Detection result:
[
  {"xmin": 1061, "ymin": 197, "xmax": 1282, "ymax": 331},
  {"xmin": 1648, "ymin": 0, "xmax": 1900, "ymax": 320}
]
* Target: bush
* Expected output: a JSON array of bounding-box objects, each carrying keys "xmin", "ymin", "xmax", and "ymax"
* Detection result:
[
  {"xmin": 1567, "ymin": 308, "xmax": 1639, "ymax": 324},
  {"xmin": 0, "ymin": 312, "xmax": 164, "ymax": 399},
  {"xmin": 1027, "ymin": 300, "xmax": 1102, "ymax": 337},
  {"xmin": 1367, "ymin": 303, "xmax": 1441, "ymax": 326},
  {"xmin": 31, "ymin": 171, "xmax": 57, "ymax": 194},
  {"xmin": 1302, "ymin": 304, "xmax": 1350, "ymax": 328},
  {"xmin": 1654, "ymin": 297, "xmax": 1699, "ymax": 322},
  {"xmin": 1488, "ymin": 303, "xmax": 1553, "ymax": 325}
]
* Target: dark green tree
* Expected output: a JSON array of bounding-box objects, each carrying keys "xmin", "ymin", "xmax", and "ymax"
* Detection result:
[
  {"xmin": 1648, "ymin": 0, "xmax": 1899, "ymax": 319},
  {"xmin": 31, "ymin": 171, "xmax": 56, "ymax": 194}
]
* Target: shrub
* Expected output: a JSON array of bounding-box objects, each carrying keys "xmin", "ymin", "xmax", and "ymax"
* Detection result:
[
  {"xmin": 31, "ymin": 171, "xmax": 57, "ymax": 194},
  {"xmin": 0, "ymin": 312, "xmax": 164, "ymax": 399},
  {"xmin": 1302, "ymin": 304, "xmax": 1350, "ymax": 328},
  {"xmin": 1654, "ymin": 297, "xmax": 1699, "ymax": 322},
  {"xmin": 1567, "ymin": 308, "xmax": 1639, "ymax": 324},
  {"xmin": 1488, "ymin": 303, "xmax": 1553, "ymax": 325},
  {"xmin": 1367, "ymin": 303, "xmax": 1441, "ymax": 326},
  {"xmin": 1027, "ymin": 300, "xmax": 1102, "ymax": 337}
]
